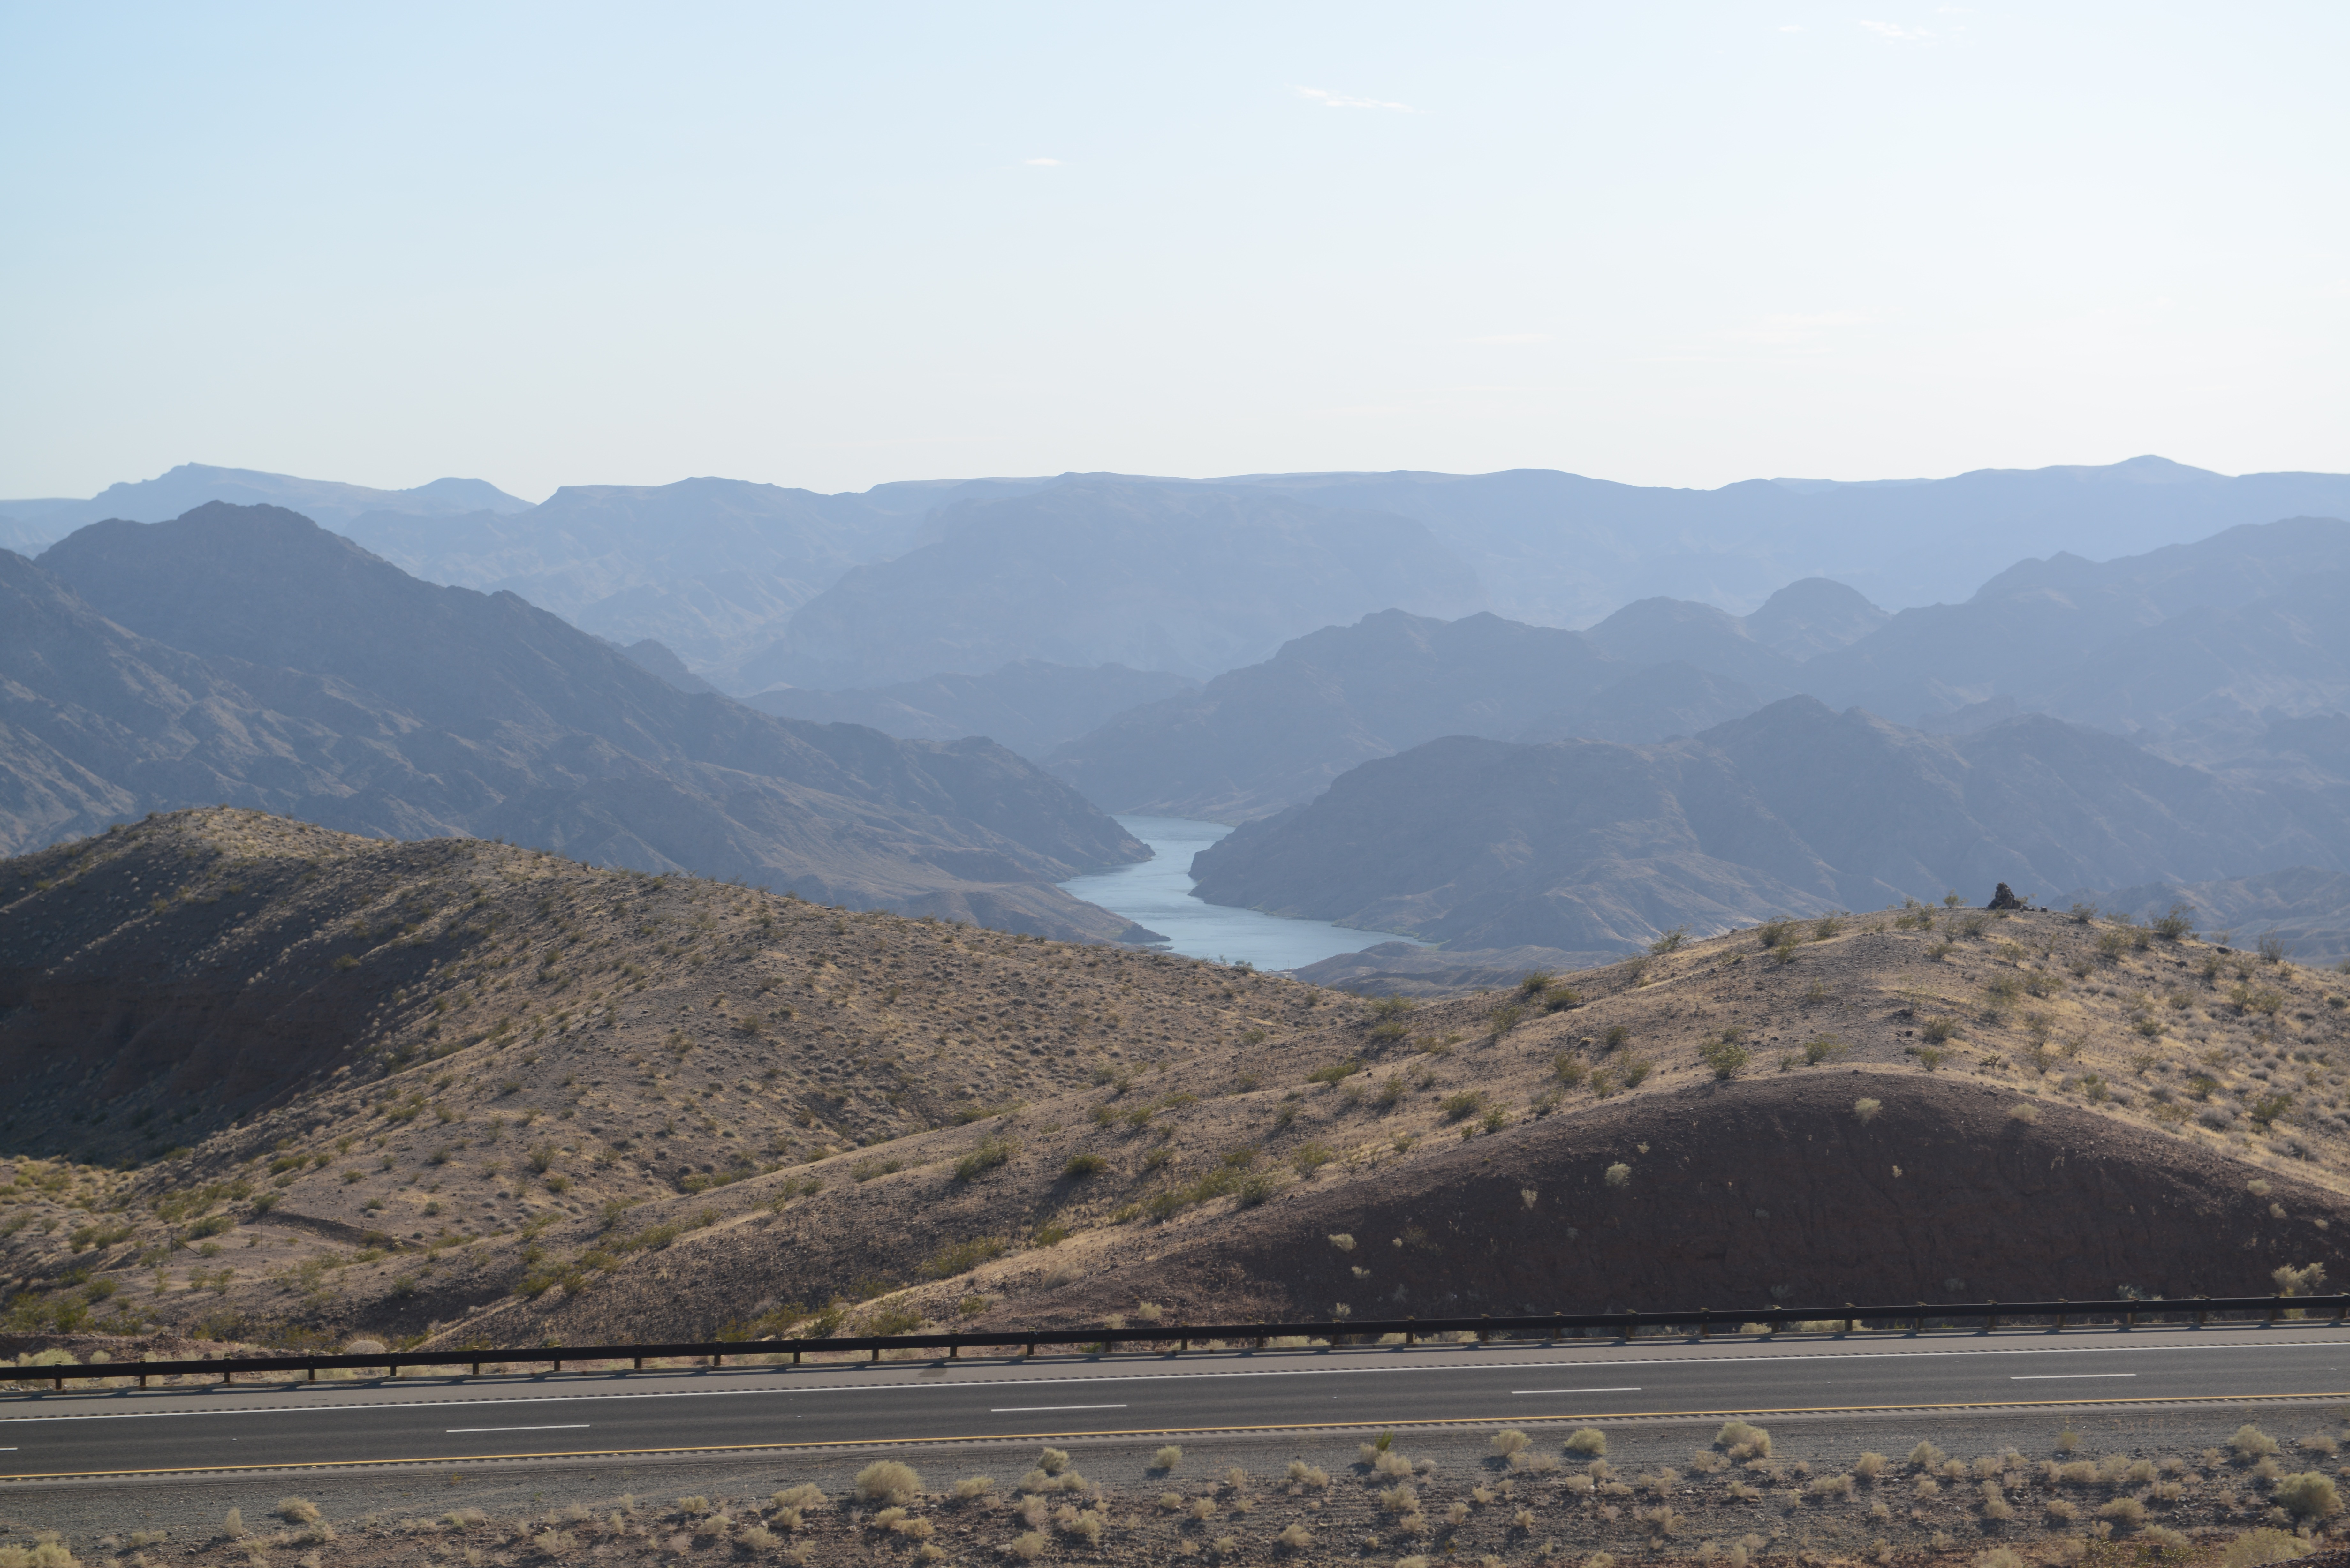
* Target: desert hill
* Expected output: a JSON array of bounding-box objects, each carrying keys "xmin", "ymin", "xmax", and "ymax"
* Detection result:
[
  {"xmin": 6, "ymin": 503, "xmax": 1151, "ymax": 940},
  {"xmin": 7, "ymin": 812, "xmax": 2350, "ymax": 1356}
]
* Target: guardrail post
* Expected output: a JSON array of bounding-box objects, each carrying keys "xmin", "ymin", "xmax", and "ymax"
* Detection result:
[
  {"xmin": 1698, "ymin": 1309, "xmax": 1710, "ymax": 1339},
  {"xmin": 1024, "ymin": 1338, "xmax": 1035, "ymax": 1358},
  {"xmin": 307, "ymin": 1363, "xmax": 317, "ymax": 1382},
  {"xmin": 709, "ymin": 1353, "xmax": 719, "ymax": 1369},
  {"xmin": 1912, "ymin": 1304, "xmax": 1924, "ymax": 1335},
  {"xmin": 792, "ymin": 1349, "xmax": 801, "ymax": 1366},
  {"xmin": 949, "ymin": 1342, "xmax": 959, "ymax": 1360},
  {"xmin": 1623, "ymin": 1311, "xmax": 1637, "ymax": 1342},
  {"xmin": 2334, "ymin": 1298, "xmax": 2346, "ymax": 1327},
  {"xmin": 138, "ymin": 1373, "xmax": 148, "ymax": 1389},
  {"xmin": 2268, "ymin": 1299, "xmax": 2280, "ymax": 1325},
  {"xmin": 2055, "ymin": 1300, "xmax": 2067, "ymax": 1331},
  {"xmin": 1843, "ymin": 1304, "xmax": 1856, "ymax": 1336},
  {"xmin": 870, "ymin": 1345, "xmax": 880, "ymax": 1362},
  {"xmin": 1986, "ymin": 1302, "xmax": 1999, "ymax": 1331},
  {"xmin": 1478, "ymin": 1316, "xmax": 1490, "ymax": 1345},
  {"xmin": 553, "ymin": 1358, "xmax": 564, "ymax": 1373},
  {"xmin": 221, "ymin": 1368, "xmax": 231, "ymax": 1385},
  {"xmin": 2195, "ymin": 1297, "xmax": 2207, "ymax": 1327},
  {"xmin": 1179, "ymin": 1335, "xmax": 1190, "ymax": 1353}
]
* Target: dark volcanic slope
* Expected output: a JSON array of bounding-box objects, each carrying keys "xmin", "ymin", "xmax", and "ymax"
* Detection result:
[
  {"xmin": 11, "ymin": 504, "xmax": 1150, "ymax": 940},
  {"xmin": 1027, "ymin": 1070, "xmax": 2350, "ymax": 1323},
  {"xmin": 1190, "ymin": 698, "xmax": 2350, "ymax": 951}
]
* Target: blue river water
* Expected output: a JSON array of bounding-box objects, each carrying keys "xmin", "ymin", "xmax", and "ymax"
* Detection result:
[{"xmin": 1058, "ymin": 815, "xmax": 1422, "ymax": 971}]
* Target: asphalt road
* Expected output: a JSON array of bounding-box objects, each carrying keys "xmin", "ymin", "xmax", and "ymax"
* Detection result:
[{"xmin": 7, "ymin": 1325, "xmax": 2350, "ymax": 1481}]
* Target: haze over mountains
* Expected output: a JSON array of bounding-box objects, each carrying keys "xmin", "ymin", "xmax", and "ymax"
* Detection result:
[
  {"xmin": 2, "ymin": 503, "xmax": 1155, "ymax": 941},
  {"xmin": 21, "ymin": 455, "xmax": 2350, "ymax": 698},
  {"xmin": 12, "ymin": 456, "xmax": 2350, "ymax": 961}
]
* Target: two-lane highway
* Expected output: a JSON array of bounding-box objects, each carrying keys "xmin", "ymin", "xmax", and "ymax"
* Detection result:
[{"xmin": 8, "ymin": 1326, "xmax": 2350, "ymax": 1480}]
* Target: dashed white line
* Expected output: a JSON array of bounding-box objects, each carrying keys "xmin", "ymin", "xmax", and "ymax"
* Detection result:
[
  {"xmin": 445, "ymin": 1424, "xmax": 592, "ymax": 1433},
  {"xmin": 2011, "ymin": 1374, "xmax": 2136, "ymax": 1381},
  {"xmin": 989, "ymin": 1405, "xmax": 1127, "ymax": 1413},
  {"xmin": 1512, "ymin": 1388, "xmax": 1642, "ymax": 1395}
]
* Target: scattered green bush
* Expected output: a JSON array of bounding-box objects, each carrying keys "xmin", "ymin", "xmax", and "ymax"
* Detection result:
[
  {"xmin": 1698, "ymin": 1034, "xmax": 1749, "ymax": 1081},
  {"xmin": 953, "ymin": 1137, "xmax": 1018, "ymax": 1182}
]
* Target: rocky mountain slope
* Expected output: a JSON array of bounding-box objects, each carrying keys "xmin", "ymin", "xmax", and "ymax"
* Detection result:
[
  {"xmin": 6, "ymin": 504, "xmax": 1152, "ymax": 940},
  {"xmin": 1252, "ymin": 455, "xmax": 2350, "ymax": 627},
  {"xmin": 734, "ymin": 479, "xmax": 1487, "ymax": 691},
  {"xmin": 1048, "ymin": 611, "xmax": 1619, "ymax": 820},
  {"xmin": 0, "ymin": 462, "xmax": 529, "ymax": 544},
  {"xmin": 1187, "ymin": 699, "xmax": 2350, "ymax": 953},
  {"xmin": 745, "ymin": 660, "xmax": 1197, "ymax": 763},
  {"xmin": 8, "ymin": 810, "xmax": 2349, "ymax": 1356},
  {"xmin": 1047, "ymin": 585, "xmax": 1892, "ymax": 822}
]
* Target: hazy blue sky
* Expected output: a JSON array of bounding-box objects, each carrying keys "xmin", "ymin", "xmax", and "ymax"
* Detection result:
[{"xmin": 4, "ymin": 2, "xmax": 2345, "ymax": 501}]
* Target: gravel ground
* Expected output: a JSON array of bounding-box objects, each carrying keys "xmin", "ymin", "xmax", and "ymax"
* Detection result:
[{"xmin": 6, "ymin": 1403, "xmax": 2350, "ymax": 1565}]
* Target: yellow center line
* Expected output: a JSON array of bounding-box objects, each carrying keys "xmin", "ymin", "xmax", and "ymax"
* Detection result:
[{"xmin": 5, "ymin": 1389, "xmax": 2346, "ymax": 1482}]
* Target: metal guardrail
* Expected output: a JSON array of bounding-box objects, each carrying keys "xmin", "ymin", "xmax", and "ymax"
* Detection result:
[{"xmin": 14, "ymin": 1294, "xmax": 2349, "ymax": 1391}]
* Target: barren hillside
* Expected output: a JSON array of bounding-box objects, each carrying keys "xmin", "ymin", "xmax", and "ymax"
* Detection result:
[{"xmin": 7, "ymin": 812, "xmax": 2350, "ymax": 1357}]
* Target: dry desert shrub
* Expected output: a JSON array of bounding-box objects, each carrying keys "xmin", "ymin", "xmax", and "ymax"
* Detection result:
[
  {"xmin": 2275, "ymin": 1470, "xmax": 2342, "ymax": 1518},
  {"xmin": 854, "ymin": 1461, "xmax": 921, "ymax": 1506},
  {"xmin": 2222, "ymin": 1526, "xmax": 2313, "ymax": 1567},
  {"xmin": 1565, "ymin": 1427, "xmax": 1609, "ymax": 1456},
  {"xmin": 1152, "ymin": 1445, "xmax": 1183, "ymax": 1472},
  {"xmin": 2234, "ymin": 1425, "xmax": 2282, "ymax": 1458}
]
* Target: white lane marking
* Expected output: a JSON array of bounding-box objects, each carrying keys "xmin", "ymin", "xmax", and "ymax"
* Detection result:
[
  {"xmin": 446, "ymin": 1423, "xmax": 592, "ymax": 1433},
  {"xmin": 989, "ymin": 1404, "xmax": 1127, "ymax": 1413},
  {"xmin": 4, "ymin": 1333, "xmax": 2342, "ymax": 1427},
  {"xmin": 1513, "ymin": 1387, "xmax": 1641, "ymax": 1395},
  {"xmin": 2012, "ymin": 1374, "xmax": 2137, "ymax": 1381}
]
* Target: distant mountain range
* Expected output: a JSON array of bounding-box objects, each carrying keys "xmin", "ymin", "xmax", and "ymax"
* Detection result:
[
  {"xmin": 742, "ymin": 660, "xmax": 1197, "ymax": 763},
  {"xmin": 19, "ymin": 456, "xmax": 2350, "ymax": 699},
  {"xmin": 1189, "ymin": 698, "xmax": 2350, "ymax": 954},
  {"xmin": 2, "ymin": 503, "xmax": 1156, "ymax": 942},
  {"xmin": 0, "ymin": 462, "xmax": 530, "ymax": 539},
  {"xmin": 1046, "ymin": 580, "xmax": 1889, "ymax": 821},
  {"xmin": 734, "ymin": 479, "xmax": 1488, "ymax": 689},
  {"xmin": 1044, "ymin": 517, "xmax": 2350, "ymax": 825}
]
